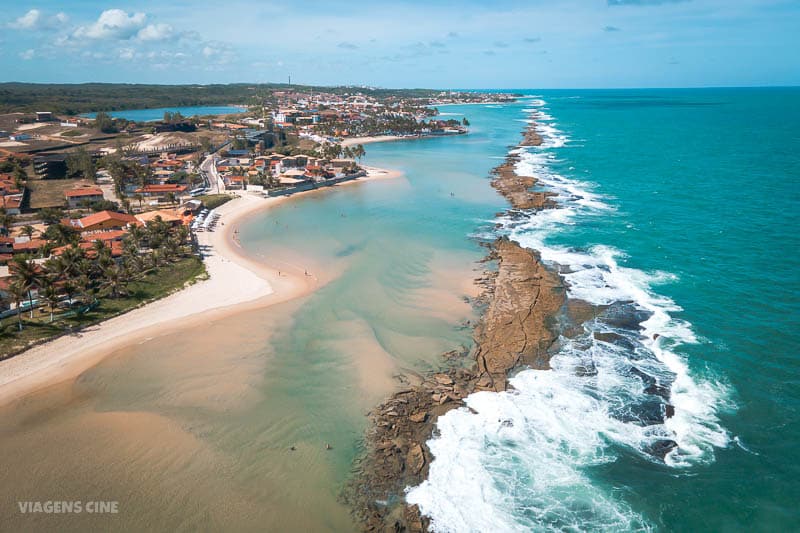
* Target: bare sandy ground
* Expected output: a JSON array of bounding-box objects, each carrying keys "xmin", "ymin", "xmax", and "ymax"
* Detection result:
[{"xmin": 0, "ymin": 167, "xmax": 401, "ymax": 406}]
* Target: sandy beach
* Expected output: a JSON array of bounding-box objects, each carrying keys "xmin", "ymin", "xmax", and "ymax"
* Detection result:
[
  {"xmin": 341, "ymin": 135, "xmax": 405, "ymax": 147},
  {"xmin": 0, "ymin": 167, "xmax": 401, "ymax": 407}
]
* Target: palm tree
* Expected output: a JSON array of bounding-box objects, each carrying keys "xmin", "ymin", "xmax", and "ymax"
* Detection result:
[
  {"xmin": 149, "ymin": 249, "xmax": 163, "ymax": 270},
  {"xmin": 9, "ymin": 257, "xmax": 42, "ymax": 319},
  {"xmin": 8, "ymin": 281, "xmax": 27, "ymax": 330},
  {"xmin": 41, "ymin": 281, "xmax": 61, "ymax": 322},
  {"xmin": 39, "ymin": 208, "xmax": 63, "ymax": 226},
  {"xmin": 21, "ymin": 225, "xmax": 36, "ymax": 240},
  {"xmin": 75, "ymin": 275, "xmax": 96, "ymax": 310},
  {"xmin": 355, "ymin": 144, "xmax": 366, "ymax": 162},
  {"xmin": 133, "ymin": 193, "xmax": 144, "ymax": 211},
  {"xmin": 42, "ymin": 223, "xmax": 79, "ymax": 246},
  {"xmin": 0, "ymin": 208, "xmax": 15, "ymax": 237},
  {"xmin": 101, "ymin": 264, "xmax": 129, "ymax": 299}
]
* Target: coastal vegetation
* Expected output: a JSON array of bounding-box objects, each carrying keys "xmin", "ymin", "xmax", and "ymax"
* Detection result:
[
  {"xmin": 0, "ymin": 217, "xmax": 203, "ymax": 358},
  {"xmin": 0, "ymin": 83, "xmax": 444, "ymax": 115},
  {"xmin": 196, "ymin": 194, "xmax": 233, "ymax": 210}
]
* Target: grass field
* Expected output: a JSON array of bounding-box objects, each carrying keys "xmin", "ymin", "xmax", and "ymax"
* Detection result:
[
  {"xmin": 197, "ymin": 194, "xmax": 234, "ymax": 210},
  {"xmin": 0, "ymin": 256, "xmax": 206, "ymax": 358},
  {"xmin": 26, "ymin": 178, "xmax": 91, "ymax": 210}
]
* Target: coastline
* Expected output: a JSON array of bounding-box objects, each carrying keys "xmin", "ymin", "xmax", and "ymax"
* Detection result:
[
  {"xmin": 0, "ymin": 166, "xmax": 401, "ymax": 407},
  {"xmin": 347, "ymin": 121, "xmax": 567, "ymax": 531}
]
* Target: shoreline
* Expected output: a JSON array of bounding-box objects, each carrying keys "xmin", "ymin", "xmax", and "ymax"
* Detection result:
[
  {"xmin": 0, "ymin": 166, "xmax": 401, "ymax": 407},
  {"xmin": 341, "ymin": 133, "xmax": 465, "ymax": 147},
  {"xmin": 347, "ymin": 120, "xmax": 568, "ymax": 531}
]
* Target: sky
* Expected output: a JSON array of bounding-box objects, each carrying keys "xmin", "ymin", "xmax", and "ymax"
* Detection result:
[{"xmin": 2, "ymin": 0, "xmax": 799, "ymax": 88}]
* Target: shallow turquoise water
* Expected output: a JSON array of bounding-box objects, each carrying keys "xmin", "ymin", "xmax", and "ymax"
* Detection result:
[{"xmin": 82, "ymin": 105, "xmax": 246, "ymax": 121}]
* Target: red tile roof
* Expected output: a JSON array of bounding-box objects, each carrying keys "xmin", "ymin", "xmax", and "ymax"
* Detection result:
[
  {"xmin": 13, "ymin": 238, "xmax": 47, "ymax": 252},
  {"xmin": 76, "ymin": 210, "xmax": 137, "ymax": 230},
  {"xmin": 65, "ymin": 187, "xmax": 103, "ymax": 198}
]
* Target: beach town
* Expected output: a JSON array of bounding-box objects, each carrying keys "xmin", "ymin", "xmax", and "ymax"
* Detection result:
[{"xmin": 0, "ymin": 87, "xmax": 516, "ymax": 398}]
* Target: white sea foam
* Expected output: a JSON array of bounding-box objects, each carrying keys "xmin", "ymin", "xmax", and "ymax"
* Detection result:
[{"xmin": 407, "ymin": 99, "xmax": 732, "ymax": 531}]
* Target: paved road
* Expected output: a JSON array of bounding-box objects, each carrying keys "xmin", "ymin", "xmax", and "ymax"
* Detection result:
[{"xmin": 200, "ymin": 152, "xmax": 226, "ymax": 193}]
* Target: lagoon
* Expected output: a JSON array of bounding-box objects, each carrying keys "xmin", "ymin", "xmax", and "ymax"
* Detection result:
[{"xmin": 82, "ymin": 105, "xmax": 247, "ymax": 122}]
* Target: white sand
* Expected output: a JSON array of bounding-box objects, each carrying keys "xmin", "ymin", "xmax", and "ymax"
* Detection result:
[{"xmin": 341, "ymin": 135, "xmax": 404, "ymax": 147}]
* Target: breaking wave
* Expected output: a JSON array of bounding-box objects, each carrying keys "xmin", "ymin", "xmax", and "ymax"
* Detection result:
[{"xmin": 406, "ymin": 99, "xmax": 733, "ymax": 531}]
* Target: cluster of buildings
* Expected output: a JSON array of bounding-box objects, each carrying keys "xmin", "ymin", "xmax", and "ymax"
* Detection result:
[
  {"xmin": 215, "ymin": 151, "xmax": 362, "ymax": 191},
  {"xmin": 0, "ymin": 206, "xmax": 196, "ymax": 266},
  {"xmin": 0, "ymin": 206, "xmax": 199, "ymax": 314},
  {"xmin": 0, "ymin": 174, "xmax": 24, "ymax": 215}
]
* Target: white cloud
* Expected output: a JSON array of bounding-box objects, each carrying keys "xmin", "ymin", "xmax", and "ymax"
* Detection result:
[
  {"xmin": 118, "ymin": 47, "xmax": 136, "ymax": 60},
  {"xmin": 8, "ymin": 9, "xmax": 68, "ymax": 30},
  {"xmin": 73, "ymin": 9, "xmax": 147, "ymax": 40},
  {"xmin": 137, "ymin": 23, "xmax": 174, "ymax": 42},
  {"xmin": 10, "ymin": 9, "xmax": 42, "ymax": 29},
  {"xmin": 19, "ymin": 48, "xmax": 35, "ymax": 60}
]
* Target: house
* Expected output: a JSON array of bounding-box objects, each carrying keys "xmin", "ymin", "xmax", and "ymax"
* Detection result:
[
  {"xmin": 224, "ymin": 175, "xmax": 247, "ymax": 190},
  {"xmin": 9, "ymin": 133, "xmax": 30, "ymax": 142},
  {"xmin": 36, "ymin": 111, "xmax": 54, "ymax": 122},
  {"xmin": 1, "ymin": 196, "xmax": 22, "ymax": 215},
  {"xmin": 134, "ymin": 184, "xmax": 188, "ymax": 197},
  {"xmin": 0, "ymin": 237, "xmax": 14, "ymax": 255},
  {"xmin": 13, "ymin": 238, "xmax": 47, "ymax": 254},
  {"xmin": 64, "ymin": 210, "xmax": 138, "ymax": 232},
  {"xmin": 0, "ymin": 177, "xmax": 22, "ymax": 196},
  {"xmin": 65, "ymin": 186, "xmax": 104, "ymax": 208}
]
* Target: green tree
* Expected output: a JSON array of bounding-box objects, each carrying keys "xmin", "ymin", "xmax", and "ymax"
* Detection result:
[
  {"xmin": 8, "ymin": 280, "xmax": 27, "ymax": 330},
  {"xmin": 43, "ymin": 224, "xmax": 79, "ymax": 246},
  {"xmin": 39, "ymin": 207, "xmax": 64, "ymax": 226},
  {"xmin": 0, "ymin": 208, "xmax": 15, "ymax": 236},
  {"xmin": 9, "ymin": 257, "xmax": 42, "ymax": 319},
  {"xmin": 20, "ymin": 225, "xmax": 36, "ymax": 239},
  {"xmin": 41, "ymin": 280, "xmax": 61, "ymax": 322},
  {"xmin": 66, "ymin": 147, "xmax": 95, "ymax": 179},
  {"xmin": 101, "ymin": 263, "xmax": 129, "ymax": 299},
  {"xmin": 94, "ymin": 112, "xmax": 118, "ymax": 133}
]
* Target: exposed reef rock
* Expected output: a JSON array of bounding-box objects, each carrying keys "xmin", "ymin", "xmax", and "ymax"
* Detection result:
[{"xmin": 347, "ymin": 121, "xmax": 564, "ymax": 532}]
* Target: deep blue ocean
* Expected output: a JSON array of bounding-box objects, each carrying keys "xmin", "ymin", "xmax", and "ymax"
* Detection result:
[{"xmin": 400, "ymin": 88, "xmax": 800, "ymax": 531}]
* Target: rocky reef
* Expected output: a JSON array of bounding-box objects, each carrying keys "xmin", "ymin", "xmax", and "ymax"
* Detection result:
[{"xmin": 346, "ymin": 121, "xmax": 565, "ymax": 532}]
